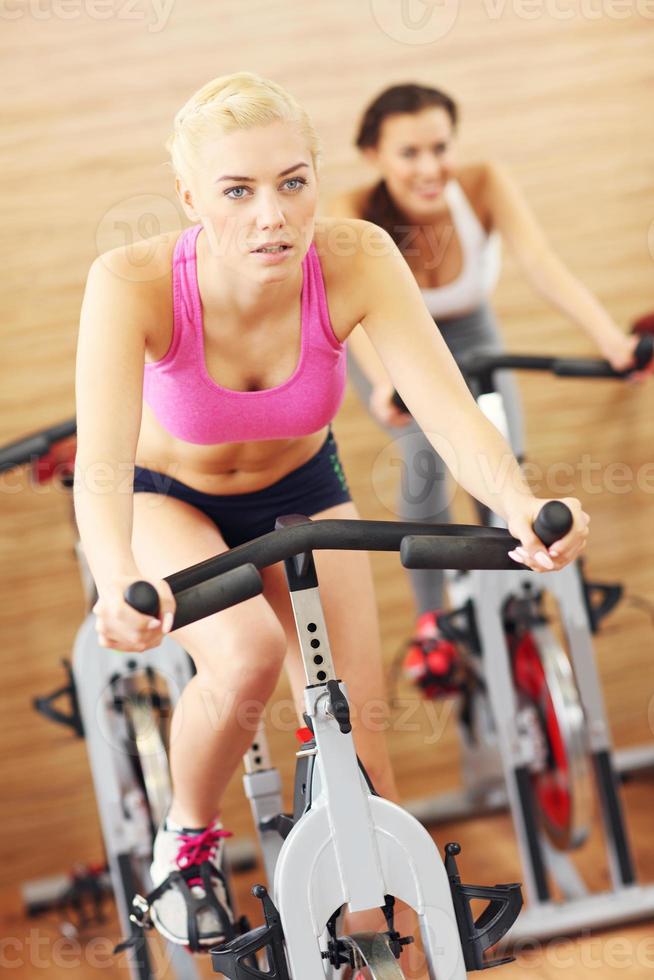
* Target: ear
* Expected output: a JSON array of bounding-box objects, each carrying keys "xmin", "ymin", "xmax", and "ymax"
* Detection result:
[{"xmin": 175, "ymin": 176, "xmax": 201, "ymax": 222}]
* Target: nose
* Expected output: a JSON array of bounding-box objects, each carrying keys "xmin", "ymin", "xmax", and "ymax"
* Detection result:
[
  {"xmin": 416, "ymin": 155, "xmax": 443, "ymax": 181},
  {"xmin": 255, "ymin": 188, "xmax": 286, "ymax": 232}
]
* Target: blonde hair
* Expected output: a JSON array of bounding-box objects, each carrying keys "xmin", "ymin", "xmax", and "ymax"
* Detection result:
[{"xmin": 165, "ymin": 71, "xmax": 321, "ymax": 186}]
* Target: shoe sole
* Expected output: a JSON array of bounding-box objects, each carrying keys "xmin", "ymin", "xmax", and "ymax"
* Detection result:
[{"xmin": 149, "ymin": 902, "xmax": 229, "ymax": 950}]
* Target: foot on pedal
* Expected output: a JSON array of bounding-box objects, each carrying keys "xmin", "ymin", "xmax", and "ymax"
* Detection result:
[
  {"xmin": 404, "ymin": 611, "xmax": 463, "ymax": 698},
  {"xmin": 145, "ymin": 815, "xmax": 235, "ymax": 952}
]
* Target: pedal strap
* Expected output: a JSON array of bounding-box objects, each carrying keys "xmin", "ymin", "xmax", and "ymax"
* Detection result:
[{"xmin": 113, "ymin": 861, "xmax": 233, "ymax": 956}]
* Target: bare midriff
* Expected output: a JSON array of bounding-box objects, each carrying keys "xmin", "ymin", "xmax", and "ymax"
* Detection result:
[{"xmin": 135, "ymin": 406, "xmax": 328, "ymax": 495}]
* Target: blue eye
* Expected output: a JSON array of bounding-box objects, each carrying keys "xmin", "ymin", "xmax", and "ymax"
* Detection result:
[
  {"xmin": 225, "ymin": 186, "xmax": 249, "ymax": 199},
  {"xmin": 224, "ymin": 177, "xmax": 306, "ymax": 200}
]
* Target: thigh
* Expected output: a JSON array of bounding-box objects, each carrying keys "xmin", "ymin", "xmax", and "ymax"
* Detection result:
[
  {"xmin": 131, "ymin": 492, "xmax": 285, "ymax": 671},
  {"xmin": 393, "ymin": 420, "xmax": 452, "ymax": 522}
]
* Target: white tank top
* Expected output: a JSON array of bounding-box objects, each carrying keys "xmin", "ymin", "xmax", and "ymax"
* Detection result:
[{"xmin": 420, "ymin": 179, "xmax": 501, "ymax": 320}]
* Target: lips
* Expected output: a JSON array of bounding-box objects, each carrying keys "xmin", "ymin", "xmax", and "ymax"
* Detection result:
[{"xmin": 251, "ymin": 242, "xmax": 293, "ymax": 253}]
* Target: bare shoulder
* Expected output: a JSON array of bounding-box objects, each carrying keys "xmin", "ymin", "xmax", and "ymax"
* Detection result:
[
  {"xmin": 457, "ymin": 161, "xmax": 496, "ymax": 230},
  {"xmin": 85, "ymin": 231, "xmax": 180, "ymax": 345},
  {"xmin": 312, "ymin": 218, "xmax": 404, "ymax": 339},
  {"xmin": 91, "ymin": 230, "xmax": 177, "ymax": 293}
]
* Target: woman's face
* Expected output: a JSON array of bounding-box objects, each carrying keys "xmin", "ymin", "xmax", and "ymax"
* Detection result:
[
  {"xmin": 178, "ymin": 119, "xmax": 318, "ymax": 284},
  {"xmin": 366, "ymin": 107, "xmax": 456, "ymax": 217}
]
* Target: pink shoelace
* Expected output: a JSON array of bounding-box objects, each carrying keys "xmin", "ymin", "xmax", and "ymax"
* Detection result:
[{"xmin": 176, "ymin": 825, "xmax": 233, "ymax": 889}]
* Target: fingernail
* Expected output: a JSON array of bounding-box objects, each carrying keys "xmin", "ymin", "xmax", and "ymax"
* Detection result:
[
  {"xmin": 536, "ymin": 551, "xmax": 555, "ymax": 570},
  {"xmin": 508, "ymin": 550, "xmax": 520, "ymax": 563},
  {"xmin": 147, "ymin": 618, "xmax": 161, "ymax": 629},
  {"xmin": 549, "ymin": 548, "xmax": 560, "ymax": 558},
  {"xmin": 162, "ymin": 612, "xmax": 174, "ymax": 633}
]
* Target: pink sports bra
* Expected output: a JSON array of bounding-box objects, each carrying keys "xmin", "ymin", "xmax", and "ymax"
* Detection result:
[{"xmin": 143, "ymin": 225, "xmax": 347, "ymax": 445}]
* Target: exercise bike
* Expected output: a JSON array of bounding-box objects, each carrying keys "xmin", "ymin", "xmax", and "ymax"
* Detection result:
[
  {"xmin": 1, "ymin": 423, "xmax": 255, "ymax": 980},
  {"xmin": 121, "ymin": 503, "xmax": 578, "ymax": 978},
  {"xmin": 393, "ymin": 335, "xmax": 654, "ymax": 941}
]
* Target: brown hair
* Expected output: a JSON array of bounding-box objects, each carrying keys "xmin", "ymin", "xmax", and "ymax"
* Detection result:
[{"xmin": 355, "ymin": 84, "xmax": 458, "ymax": 252}]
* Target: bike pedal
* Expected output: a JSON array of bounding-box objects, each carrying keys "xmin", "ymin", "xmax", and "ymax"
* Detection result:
[
  {"xmin": 210, "ymin": 884, "xmax": 290, "ymax": 980},
  {"xmin": 128, "ymin": 893, "xmax": 153, "ymax": 930},
  {"xmin": 445, "ymin": 842, "xmax": 523, "ymax": 970}
]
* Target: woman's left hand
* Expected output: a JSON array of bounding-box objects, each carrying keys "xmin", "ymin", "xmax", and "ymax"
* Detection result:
[
  {"xmin": 506, "ymin": 496, "xmax": 590, "ymax": 572},
  {"xmin": 600, "ymin": 331, "xmax": 653, "ymax": 380}
]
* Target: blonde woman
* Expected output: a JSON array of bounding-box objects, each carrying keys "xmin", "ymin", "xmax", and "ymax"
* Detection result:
[{"xmin": 75, "ymin": 72, "xmax": 588, "ymax": 952}]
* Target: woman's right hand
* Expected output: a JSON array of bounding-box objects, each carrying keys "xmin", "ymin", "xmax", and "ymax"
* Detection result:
[
  {"xmin": 92, "ymin": 575, "xmax": 177, "ymax": 653},
  {"xmin": 370, "ymin": 383, "xmax": 413, "ymax": 428}
]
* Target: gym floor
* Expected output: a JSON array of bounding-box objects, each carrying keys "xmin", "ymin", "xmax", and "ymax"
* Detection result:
[{"xmin": 1, "ymin": 2, "xmax": 653, "ymax": 977}]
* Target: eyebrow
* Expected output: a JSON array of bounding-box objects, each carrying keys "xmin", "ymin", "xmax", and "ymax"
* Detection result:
[
  {"xmin": 215, "ymin": 162, "xmax": 309, "ymax": 183},
  {"xmin": 400, "ymin": 142, "xmax": 448, "ymax": 150}
]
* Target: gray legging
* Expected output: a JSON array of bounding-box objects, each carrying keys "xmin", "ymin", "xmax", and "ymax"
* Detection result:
[{"xmin": 348, "ymin": 302, "xmax": 525, "ymax": 614}]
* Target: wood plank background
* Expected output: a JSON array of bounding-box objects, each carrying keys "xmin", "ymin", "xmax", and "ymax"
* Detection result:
[{"xmin": 1, "ymin": 1, "xmax": 653, "ymax": 976}]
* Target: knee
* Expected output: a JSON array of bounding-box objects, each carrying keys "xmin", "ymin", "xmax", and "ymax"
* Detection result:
[{"xmin": 190, "ymin": 614, "xmax": 287, "ymax": 698}]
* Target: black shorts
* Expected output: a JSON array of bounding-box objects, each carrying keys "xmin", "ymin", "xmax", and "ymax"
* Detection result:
[{"xmin": 132, "ymin": 430, "xmax": 352, "ymax": 548}]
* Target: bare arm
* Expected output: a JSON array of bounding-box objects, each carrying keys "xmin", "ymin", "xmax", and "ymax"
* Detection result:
[
  {"xmin": 344, "ymin": 221, "xmax": 589, "ymax": 570},
  {"xmin": 75, "ymin": 252, "xmax": 147, "ymax": 589},
  {"xmin": 74, "ymin": 248, "xmax": 175, "ymax": 645},
  {"xmin": 327, "ymin": 194, "xmax": 411, "ymax": 425},
  {"xmin": 483, "ymin": 161, "xmax": 638, "ymax": 370}
]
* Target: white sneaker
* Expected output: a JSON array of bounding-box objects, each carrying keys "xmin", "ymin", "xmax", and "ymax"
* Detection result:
[{"xmin": 148, "ymin": 816, "xmax": 234, "ymax": 950}]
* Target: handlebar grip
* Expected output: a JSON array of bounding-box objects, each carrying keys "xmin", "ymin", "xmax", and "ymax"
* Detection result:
[
  {"xmin": 633, "ymin": 333, "xmax": 654, "ymax": 371},
  {"xmin": 169, "ymin": 564, "xmax": 263, "ymax": 630},
  {"xmin": 400, "ymin": 533, "xmax": 517, "ymax": 570},
  {"xmin": 124, "ymin": 565, "xmax": 264, "ymax": 630},
  {"xmin": 532, "ymin": 500, "xmax": 573, "ymax": 548},
  {"xmin": 391, "ymin": 390, "xmax": 410, "ymax": 415},
  {"xmin": 124, "ymin": 581, "xmax": 161, "ymax": 617},
  {"xmin": 0, "ymin": 420, "xmax": 77, "ymax": 473},
  {"xmin": 0, "ymin": 436, "xmax": 46, "ymax": 473},
  {"xmin": 555, "ymin": 336, "xmax": 653, "ymax": 378},
  {"xmin": 400, "ymin": 501, "xmax": 574, "ymax": 569}
]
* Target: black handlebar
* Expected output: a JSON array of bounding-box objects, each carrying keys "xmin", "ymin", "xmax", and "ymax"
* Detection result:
[
  {"xmin": 459, "ymin": 335, "xmax": 653, "ymax": 383},
  {"xmin": 392, "ymin": 335, "xmax": 654, "ymax": 412},
  {"xmin": 532, "ymin": 499, "xmax": 574, "ymax": 547},
  {"xmin": 552, "ymin": 333, "xmax": 652, "ymax": 379},
  {"xmin": 400, "ymin": 500, "xmax": 572, "ymax": 569},
  {"xmin": 0, "ymin": 419, "xmax": 76, "ymax": 473},
  {"xmin": 124, "ymin": 564, "xmax": 264, "ymax": 630},
  {"xmin": 124, "ymin": 503, "xmax": 572, "ymax": 630}
]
